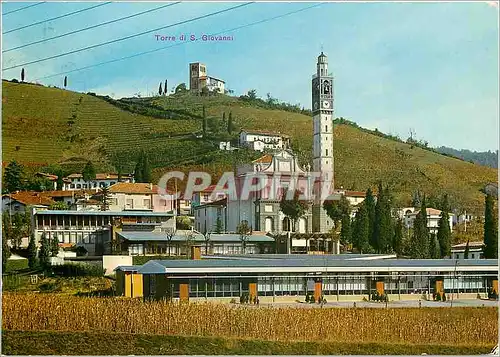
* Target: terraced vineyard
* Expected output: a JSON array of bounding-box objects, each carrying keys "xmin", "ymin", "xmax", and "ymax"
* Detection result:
[{"xmin": 2, "ymin": 80, "xmax": 497, "ymax": 211}]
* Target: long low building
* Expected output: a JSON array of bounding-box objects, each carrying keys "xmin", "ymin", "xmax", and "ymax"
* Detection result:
[{"xmin": 115, "ymin": 254, "xmax": 498, "ymax": 302}]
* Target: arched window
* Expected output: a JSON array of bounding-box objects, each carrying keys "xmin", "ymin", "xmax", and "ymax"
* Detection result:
[
  {"xmin": 282, "ymin": 217, "xmax": 291, "ymax": 232},
  {"xmin": 265, "ymin": 217, "xmax": 274, "ymax": 232}
]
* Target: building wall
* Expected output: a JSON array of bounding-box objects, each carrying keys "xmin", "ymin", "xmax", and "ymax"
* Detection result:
[
  {"xmin": 194, "ymin": 205, "xmax": 226, "ymax": 234},
  {"xmin": 109, "ymin": 193, "xmax": 153, "ymax": 211},
  {"xmin": 451, "ymin": 249, "xmax": 483, "ymax": 260},
  {"xmin": 64, "ymin": 178, "xmax": 127, "ymax": 191},
  {"xmin": 103, "ymin": 255, "xmax": 133, "ymax": 276}
]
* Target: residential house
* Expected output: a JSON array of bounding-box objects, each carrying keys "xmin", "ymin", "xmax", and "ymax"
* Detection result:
[
  {"xmin": 2, "ymin": 191, "xmax": 55, "ymax": 215},
  {"xmin": 194, "ymin": 198, "xmax": 227, "ymax": 234},
  {"xmin": 32, "ymin": 208, "xmax": 176, "ymax": 256},
  {"xmin": 239, "ymin": 130, "xmax": 291, "ymax": 152},
  {"xmin": 451, "ymin": 241, "xmax": 484, "ymax": 260},
  {"xmin": 34, "ymin": 172, "xmax": 71, "ymax": 190},
  {"xmin": 191, "ymin": 184, "xmax": 227, "ymax": 213},
  {"xmin": 107, "ymin": 183, "xmax": 174, "ymax": 213},
  {"xmin": 399, "ymin": 207, "xmax": 454, "ymax": 234},
  {"xmin": 63, "ymin": 173, "xmax": 133, "ymax": 191}
]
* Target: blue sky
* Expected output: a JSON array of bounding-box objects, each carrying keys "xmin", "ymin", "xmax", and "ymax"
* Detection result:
[{"xmin": 2, "ymin": 1, "xmax": 499, "ymax": 152}]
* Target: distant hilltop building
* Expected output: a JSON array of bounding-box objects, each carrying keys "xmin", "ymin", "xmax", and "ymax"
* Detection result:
[
  {"xmin": 189, "ymin": 62, "xmax": 225, "ymax": 94},
  {"xmin": 238, "ymin": 130, "xmax": 291, "ymax": 152}
]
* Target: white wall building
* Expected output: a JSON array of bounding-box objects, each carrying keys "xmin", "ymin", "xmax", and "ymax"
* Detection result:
[
  {"xmin": 194, "ymin": 198, "xmax": 227, "ymax": 234},
  {"xmin": 63, "ymin": 173, "xmax": 133, "ymax": 191},
  {"xmin": 189, "ymin": 62, "xmax": 225, "ymax": 94},
  {"xmin": 239, "ymin": 130, "xmax": 291, "ymax": 152},
  {"xmin": 398, "ymin": 207, "xmax": 454, "ymax": 234},
  {"xmin": 108, "ymin": 183, "xmax": 174, "ymax": 213},
  {"xmin": 451, "ymin": 241, "xmax": 484, "ymax": 260}
]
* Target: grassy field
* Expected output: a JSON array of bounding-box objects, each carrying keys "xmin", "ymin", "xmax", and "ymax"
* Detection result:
[
  {"xmin": 2, "ymin": 330, "xmax": 495, "ymax": 355},
  {"xmin": 2, "ymin": 80, "xmax": 497, "ymax": 211},
  {"xmin": 3, "ymin": 293, "xmax": 497, "ymax": 346}
]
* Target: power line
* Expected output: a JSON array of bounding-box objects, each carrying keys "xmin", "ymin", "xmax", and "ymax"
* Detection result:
[
  {"xmin": 2, "ymin": 2, "xmax": 45, "ymax": 16},
  {"xmin": 3, "ymin": 2, "xmax": 181, "ymax": 53},
  {"xmin": 2, "ymin": 2, "xmax": 112, "ymax": 35},
  {"xmin": 34, "ymin": 3, "xmax": 323, "ymax": 82},
  {"xmin": 3, "ymin": 2, "xmax": 254, "ymax": 71}
]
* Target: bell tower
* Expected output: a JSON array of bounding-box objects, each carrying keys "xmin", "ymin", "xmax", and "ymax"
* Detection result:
[{"xmin": 311, "ymin": 52, "xmax": 335, "ymax": 234}]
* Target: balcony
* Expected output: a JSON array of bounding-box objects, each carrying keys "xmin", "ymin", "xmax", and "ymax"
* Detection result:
[{"xmin": 312, "ymin": 73, "xmax": 334, "ymax": 79}]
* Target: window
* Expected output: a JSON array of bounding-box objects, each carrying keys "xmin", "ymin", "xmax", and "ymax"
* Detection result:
[
  {"xmin": 326, "ymin": 149, "xmax": 328, "ymax": 156},
  {"xmin": 203, "ymin": 194, "xmax": 210, "ymax": 201},
  {"xmin": 70, "ymin": 184, "xmax": 75, "ymax": 189},
  {"xmin": 143, "ymin": 199, "xmax": 151, "ymax": 209},
  {"xmin": 325, "ymin": 125, "xmax": 327, "ymax": 131},
  {"xmin": 76, "ymin": 184, "xmax": 81, "ymax": 189},
  {"xmin": 83, "ymin": 184, "xmax": 87, "ymax": 189},
  {"xmin": 471, "ymin": 254, "xmax": 475, "ymax": 259},
  {"xmin": 126, "ymin": 199, "xmax": 133, "ymax": 209},
  {"xmin": 93, "ymin": 183, "xmax": 97, "ymax": 188}
]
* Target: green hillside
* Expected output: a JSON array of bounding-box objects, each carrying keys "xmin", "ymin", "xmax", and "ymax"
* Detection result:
[{"xmin": 2, "ymin": 80, "xmax": 496, "ymax": 212}]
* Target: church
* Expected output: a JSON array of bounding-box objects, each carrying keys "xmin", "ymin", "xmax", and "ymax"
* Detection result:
[{"xmin": 194, "ymin": 52, "xmax": 339, "ymax": 242}]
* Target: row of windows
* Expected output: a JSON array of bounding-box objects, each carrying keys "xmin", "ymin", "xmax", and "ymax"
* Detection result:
[{"xmin": 69, "ymin": 182, "xmax": 116, "ymax": 189}]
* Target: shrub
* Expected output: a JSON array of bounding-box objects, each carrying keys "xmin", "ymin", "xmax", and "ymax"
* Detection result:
[
  {"xmin": 435, "ymin": 293, "xmax": 441, "ymax": 301},
  {"xmin": 5, "ymin": 259, "xmax": 28, "ymax": 272},
  {"xmin": 230, "ymin": 298, "xmax": 237, "ymax": 304},
  {"xmin": 52, "ymin": 263, "xmax": 105, "ymax": 277}
]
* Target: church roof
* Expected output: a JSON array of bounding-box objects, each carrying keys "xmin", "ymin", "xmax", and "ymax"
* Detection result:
[{"xmin": 252, "ymin": 154, "xmax": 273, "ymax": 164}]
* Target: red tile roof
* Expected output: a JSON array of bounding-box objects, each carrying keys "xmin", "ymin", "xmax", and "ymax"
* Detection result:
[
  {"xmin": 344, "ymin": 191, "xmax": 366, "ymax": 197},
  {"xmin": 252, "ymin": 154, "xmax": 273, "ymax": 164},
  {"xmin": 4, "ymin": 191, "xmax": 55, "ymax": 206}
]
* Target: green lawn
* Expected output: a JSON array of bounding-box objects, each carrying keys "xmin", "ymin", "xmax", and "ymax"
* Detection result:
[{"xmin": 1, "ymin": 330, "xmax": 494, "ymax": 355}]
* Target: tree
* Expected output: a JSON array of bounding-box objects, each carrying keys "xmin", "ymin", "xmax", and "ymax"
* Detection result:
[
  {"xmin": 175, "ymin": 83, "xmax": 187, "ymax": 93},
  {"xmin": 201, "ymin": 86, "xmax": 209, "ymax": 97},
  {"xmin": 27, "ymin": 233, "xmax": 38, "ymax": 269},
  {"xmin": 50, "ymin": 236, "xmax": 60, "ymax": 257},
  {"xmin": 38, "ymin": 232, "xmax": 51, "ymax": 270},
  {"xmin": 437, "ymin": 207, "xmax": 451, "ymax": 258},
  {"xmin": 3, "ymin": 160, "xmax": 24, "ymax": 193},
  {"xmin": 164, "ymin": 79, "xmax": 168, "ymax": 95},
  {"xmin": 11, "ymin": 213, "xmax": 24, "ymax": 249},
  {"xmin": 82, "ymin": 161, "xmax": 96, "ymax": 182},
  {"xmin": 99, "ymin": 186, "xmax": 111, "ymax": 211},
  {"xmin": 372, "ymin": 183, "xmax": 393, "ymax": 253},
  {"xmin": 134, "ymin": 154, "xmax": 143, "ymax": 183},
  {"xmin": 64, "ymin": 76, "xmax": 67, "ymax": 88},
  {"xmin": 49, "ymin": 202, "xmax": 69, "ymax": 210},
  {"xmin": 215, "ymin": 216, "xmax": 223, "ymax": 233},
  {"xmin": 2, "ymin": 232, "xmax": 11, "ymax": 272},
  {"xmin": 393, "ymin": 218, "xmax": 404, "ymax": 256},
  {"xmin": 340, "ymin": 214, "xmax": 352, "ymax": 246},
  {"xmin": 365, "ymin": 188, "xmax": 376, "ymax": 248},
  {"xmin": 463, "ymin": 239, "xmax": 470, "ymax": 259},
  {"xmin": 430, "ymin": 234, "xmax": 441, "ymax": 259},
  {"xmin": 141, "ymin": 153, "xmax": 152, "ymax": 183},
  {"xmin": 21, "ymin": 68, "xmax": 25, "ymax": 82},
  {"xmin": 202, "ymin": 106, "xmax": 207, "ymax": 136},
  {"xmin": 247, "ymin": 89, "xmax": 257, "ymax": 100},
  {"xmin": 280, "ymin": 189, "xmax": 310, "ymax": 232},
  {"xmin": 236, "ymin": 220, "xmax": 251, "ymax": 254},
  {"xmin": 158, "ymin": 82, "xmax": 163, "ymax": 96},
  {"xmin": 410, "ymin": 195, "xmax": 429, "ymax": 258},
  {"xmin": 483, "ymin": 193, "xmax": 498, "ymax": 259},
  {"xmin": 2, "ymin": 212, "xmax": 12, "ymax": 249},
  {"xmin": 227, "ymin": 112, "xmax": 235, "ymax": 134},
  {"xmin": 352, "ymin": 203, "xmax": 370, "ymax": 253}
]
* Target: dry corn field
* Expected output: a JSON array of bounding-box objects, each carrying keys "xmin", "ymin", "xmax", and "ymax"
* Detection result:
[{"xmin": 3, "ymin": 293, "xmax": 497, "ymax": 345}]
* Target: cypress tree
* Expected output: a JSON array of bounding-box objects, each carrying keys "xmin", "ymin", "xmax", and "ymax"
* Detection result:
[
  {"xmin": 393, "ymin": 218, "xmax": 403, "ymax": 256},
  {"xmin": 27, "ymin": 233, "xmax": 38, "ymax": 269},
  {"xmin": 134, "ymin": 153, "xmax": 144, "ymax": 183},
  {"xmin": 64, "ymin": 76, "xmax": 67, "ymax": 88},
  {"xmin": 352, "ymin": 203, "xmax": 370, "ymax": 254},
  {"xmin": 437, "ymin": 204, "xmax": 451, "ymax": 258},
  {"xmin": 365, "ymin": 188, "xmax": 376, "ymax": 251},
  {"xmin": 82, "ymin": 161, "xmax": 96, "ymax": 182},
  {"xmin": 164, "ymin": 79, "xmax": 168, "ymax": 95},
  {"xmin": 430, "ymin": 234, "xmax": 440, "ymax": 259},
  {"xmin": 38, "ymin": 232, "xmax": 51, "ymax": 270},
  {"xmin": 463, "ymin": 239, "xmax": 470, "ymax": 259},
  {"xmin": 21, "ymin": 68, "xmax": 25, "ymax": 82},
  {"xmin": 411, "ymin": 196, "xmax": 429, "ymax": 258},
  {"xmin": 340, "ymin": 214, "xmax": 352, "ymax": 247},
  {"xmin": 373, "ymin": 182, "xmax": 392, "ymax": 253},
  {"xmin": 158, "ymin": 82, "xmax": 163, "ymax": 96},
  {"xmin": 50, "ymin": 236, "xmax": 60, "ymax": 257},
  {"xmin": 142, "ymin": 153, "xmax": 152, "ymax": 183},
  {"xmin": 483, "ymin": 193, "xmax": 498, "ymax": 259}
]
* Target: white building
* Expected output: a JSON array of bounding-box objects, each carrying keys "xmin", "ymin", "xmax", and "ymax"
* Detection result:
[
  {"xmin": 399, "ymin": 207, "xmax": 454, "ymax": 234},
  {"xmin": 63, "ymin": 173, "xmax": 133, "ymax": 191},
  {"xmin": 451, "ymin": 241, "xmax": 484, "ymax": 260},
  {"xmin": 311, "ymin": 52, "xmax": 335, "ymax": 233},
  {"xmin": 194, "ymin": 198, "xmax": 227, "ymax": 234},
  {"xmin": 191, "ymin": 185, "xmax": 227, "ymax": 214},
  {"xmin": 238, "ymin": 130, "xmax": 291, "ymax": 152},
  {"xmin": 189, "ymin": 62, "xmax": 225, "ymax": 94},
  {"xmin": 108, "ymin": 183, "xmax": 174, "ymax": 213}
]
